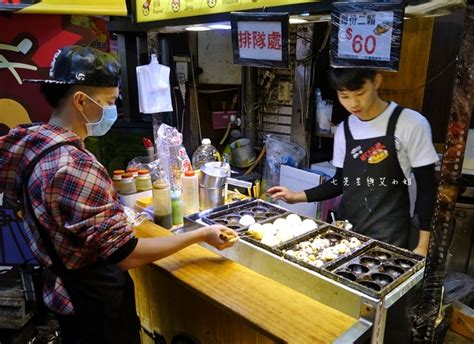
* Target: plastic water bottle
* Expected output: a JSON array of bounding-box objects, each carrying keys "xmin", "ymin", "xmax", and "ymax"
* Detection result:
[
  {"xmin": 192, "ymin": 138, "xmax": 220, "ymax": 170},
  {"xmin": 181, "ymin": 170, "xmax": 199, "ymax": 215}
]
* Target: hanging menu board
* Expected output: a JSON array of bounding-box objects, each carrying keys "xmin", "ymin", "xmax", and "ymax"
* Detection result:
[
  {"xmin": 135, "ymin": 0, "xmax": 317, "ymax": 23},
  {"xmin": 330, "ymin": 1, "xmax": 405, "ymax": 71}
]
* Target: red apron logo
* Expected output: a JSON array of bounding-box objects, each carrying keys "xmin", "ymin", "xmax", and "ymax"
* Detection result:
[{"xmin": 359, "ymin": 142, "xmax": 389, "ymax": 164}]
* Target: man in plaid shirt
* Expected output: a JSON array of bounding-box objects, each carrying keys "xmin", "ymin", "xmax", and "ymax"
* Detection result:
[{"xmin": 0, "ymin": 46, "xmax": 237, "ymax": 344}]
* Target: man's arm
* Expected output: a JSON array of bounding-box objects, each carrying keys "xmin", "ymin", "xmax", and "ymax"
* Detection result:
[
  {"xmin": 412, "ymin": 164, "xmax": 437, "ymax": 256},
  {"xmin": 304, "ymin": 168, "xmax": 344, "ymax": 202},
  {"xmin": 267, "ymin": 168, "xmax": 343, "ymax": 204},
  {"xmin": 48, "ymin": 159, "xmax": 237, "ymax": 270},
  {"xmin": 117, "ymin": 225, "xmax": 235, "ymax": 270}
]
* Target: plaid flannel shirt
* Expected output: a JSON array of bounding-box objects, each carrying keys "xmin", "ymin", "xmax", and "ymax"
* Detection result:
[{"xmin": 0, "ymin": 124, "xmax": 136, "ymax": 315}]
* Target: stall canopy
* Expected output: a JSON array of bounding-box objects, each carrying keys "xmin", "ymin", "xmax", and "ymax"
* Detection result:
[
  {"xmin": 0, "ymin": 0, "xmax": 127, "ymax": 16},
  {"xmin": 135, "ymin": 0, "xmax": 318, "ymax": 23}
]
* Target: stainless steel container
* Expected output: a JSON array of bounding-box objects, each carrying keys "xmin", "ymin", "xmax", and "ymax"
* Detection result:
[
  {"xmin": 200, "ymin": 163, "xmax": 229, "ymax": 188},
  {"xmin": 199, "ymin": 184, "xmax": 225, "ymax": 211}
]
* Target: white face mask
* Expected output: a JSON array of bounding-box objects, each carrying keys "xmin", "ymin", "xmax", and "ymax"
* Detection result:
[{"xmin": 80, "ymin": 93, "xmax": 117, "ymax": 137}]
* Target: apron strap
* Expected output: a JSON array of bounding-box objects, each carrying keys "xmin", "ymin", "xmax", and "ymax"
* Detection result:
[
  {"xmin": 22, "ymin": 141, "xmax": 79, "ymax": 275},
  {"xmin": 343, "ymin": 118, "xmax": 354, "ymax": 143},
  {"xmin": 386, "ymin": 105, "xmax": 404, "ymax": 137}
]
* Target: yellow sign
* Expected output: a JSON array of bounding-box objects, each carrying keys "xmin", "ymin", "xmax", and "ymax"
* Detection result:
[
  {"xmin": 136, "ymin": 0, "xmax": 318, "ymax": 23},
  {"xmin": 1, "ymin": 0, "xmax": 127, "ymax": 16}
]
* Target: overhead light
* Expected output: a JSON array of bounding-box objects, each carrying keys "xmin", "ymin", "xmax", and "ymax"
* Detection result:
[
  {"xmin": 209, "ymin": 23, "xmax": 232, "ymax": 30},
  {"xmin": 289, "ymin": 17, "xmax": 308, "ymax": 24},
  {"xmin": 185, "ymin": 26, "xmax": 211, "ymax": 32},
  {"xmin": 299, "ymin": 12, "xmax": 310, "ymax": 17}
]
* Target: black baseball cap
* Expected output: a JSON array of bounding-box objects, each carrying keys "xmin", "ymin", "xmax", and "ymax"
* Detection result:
[{"xmin": 24, "ymin": 45, "xmax": 121, "ymax": 87}]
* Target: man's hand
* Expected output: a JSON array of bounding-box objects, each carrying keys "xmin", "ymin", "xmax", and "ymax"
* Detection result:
[
  {"xmin": 267, "ymin": 186, "xmax": 306, "ymax": 204},
  {"xmin": 202, "ymin": 225, "xmax": 239, "ymax": 250}
]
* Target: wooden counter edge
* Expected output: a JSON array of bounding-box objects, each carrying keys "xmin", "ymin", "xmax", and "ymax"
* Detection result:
[{"xmin": 133, "ymin": 221, "xmax": 357, "ymax": 344}]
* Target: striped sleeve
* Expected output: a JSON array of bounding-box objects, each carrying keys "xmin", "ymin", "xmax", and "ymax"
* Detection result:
[{"xmin": 44, "ymin": 158, "xmax": 135, "ymax": 264}]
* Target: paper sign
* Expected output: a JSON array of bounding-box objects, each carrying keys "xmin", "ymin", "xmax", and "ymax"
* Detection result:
[
  {"xmin": 237, "ymin": 21, "xmax": 283, "ymax": 61},
  {"xmin": 337, "ymin": 11, "xmax": 394, "ymax": 61},
  {"xmin": 231, "ymin": 12, "xmax": 289, "ymax": 68}
]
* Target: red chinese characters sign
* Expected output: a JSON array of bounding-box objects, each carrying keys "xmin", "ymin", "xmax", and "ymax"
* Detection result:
[{"xmin": 231, "ymin": 12, "xmax": 289, "ymax": 68}]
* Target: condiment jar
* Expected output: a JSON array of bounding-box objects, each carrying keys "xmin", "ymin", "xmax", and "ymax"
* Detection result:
[
  {"xmin": 136, "ymin": 169, "xmax": 152, "ymax": 192},
  {"xmin": 171, "ymin": 191, "xmax": 183, "ymax": 225},
  {"xmin": 152, "ymin": 179, "xmax": 172, "ymax": 229},
  {"xmin": 120, "ymin": 173, "xmax": 137, "ymax": 195},
  {"xmin": 112, "ymin": 169, "xmax": 125, "ymax": 192}
]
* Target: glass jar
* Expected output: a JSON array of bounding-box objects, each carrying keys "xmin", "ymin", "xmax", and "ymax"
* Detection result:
[
  {"xmin": 136, "ymin": 169, "xmax": 152, "ymax": 192},
  {"xmin": 120, "ymin": 173, "xmax": 137, "ymax": 195},
  {"xmin": 112, "ymin": 169, "xmax": 125, "ymax": 192}
]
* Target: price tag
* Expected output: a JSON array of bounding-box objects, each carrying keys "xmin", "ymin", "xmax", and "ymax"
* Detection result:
[
  {"xmin": 338, "ymin": 11, "xmax": 394, "ymax": 61},
  {"xmin": 330, "ymin": 1, "xmax": 404, "ymax": 71}
]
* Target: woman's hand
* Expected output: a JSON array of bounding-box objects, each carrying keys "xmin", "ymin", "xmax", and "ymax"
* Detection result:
[
  {"xmin": 266, "ymin": 186, "xmax": 307, "ymax": 204},
  {"xmin": 202, "ymin": 225, "xmax": 239, "ymax": 250}
]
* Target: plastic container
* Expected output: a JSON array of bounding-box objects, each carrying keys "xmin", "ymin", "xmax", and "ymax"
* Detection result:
[
  {"xmin": 192, "ymin": 138, "xmax": 220, "ymax": 170},
  {"xmin": 136, "ymin": 169, "xmax": 152, "ymax": 192},
  {"xmin": 171, "ymin": 191, "xmax": 184, "ymax": 226},
  {"xmin": 120, "ymin": 173, "xmax": 137, "ymax": 195},
  {"xmin": 182, "ymin": 170, "xmax": 199, "ymax": 215},
  {"xmin": 112, "ymin": 170, "xmax": 125, "ymax": 192},
  {"xmin": 152, "ymin": 179, "xmax": 172, "ymax": 229}
]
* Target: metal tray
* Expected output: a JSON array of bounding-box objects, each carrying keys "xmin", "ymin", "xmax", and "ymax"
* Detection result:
[
  {"xmin": 329, "ymin": 242, "xmax": 425, "ymax": 298},
  {"xmin": 199, "ymin": 199, "xmax": 288, "ymax": 231}
]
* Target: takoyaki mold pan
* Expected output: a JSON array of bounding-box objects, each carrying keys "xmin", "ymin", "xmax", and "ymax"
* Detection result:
[
  {"xmin": 277, "ymin": 226, "xmax": 371, "ymax": 270},
  {"xmin": 202, "ymin": 199, "xmax": 287, "ymax": 231},
  {"xmin": 330, "ymin": 243, "xmax": 424, "ymax": 298},
  {"xmin": 239, "ymin": 214, "xmax": 328, "ymax": 254}
]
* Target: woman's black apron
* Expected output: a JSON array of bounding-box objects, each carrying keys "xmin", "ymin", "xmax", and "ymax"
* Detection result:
[{"xmin": 338, "ymin": 105, "xmax": 411, "ymax": 248}]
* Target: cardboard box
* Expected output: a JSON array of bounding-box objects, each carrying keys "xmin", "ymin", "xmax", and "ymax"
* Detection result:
[{"xmin": 451, "ymin": 300, "xmax": 474, "ymax": 341}]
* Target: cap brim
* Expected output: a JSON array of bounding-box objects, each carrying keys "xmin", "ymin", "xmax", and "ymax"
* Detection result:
[{"xmin": 22, "ymin": 79, "xmax": 74, "ymax": 84}]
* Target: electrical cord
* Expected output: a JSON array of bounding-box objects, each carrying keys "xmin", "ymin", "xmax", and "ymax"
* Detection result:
[
  {"xmin": 219, "ymin": 122, "xmax": 232, "ymax": 146},
  {"xmin": 244, "ymin": 146, "xmax": 267, "ymax": 176}
]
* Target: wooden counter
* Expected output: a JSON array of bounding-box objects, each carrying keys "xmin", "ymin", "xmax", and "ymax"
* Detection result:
[{"xmin": 132, "ymin": 221, "xmax": 357, "ymax": 344}]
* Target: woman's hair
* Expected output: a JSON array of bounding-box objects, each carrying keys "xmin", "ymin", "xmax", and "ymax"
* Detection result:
[{"xmin": 328, "ymin": 68, "xmax": 377, "ymax": 91}]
